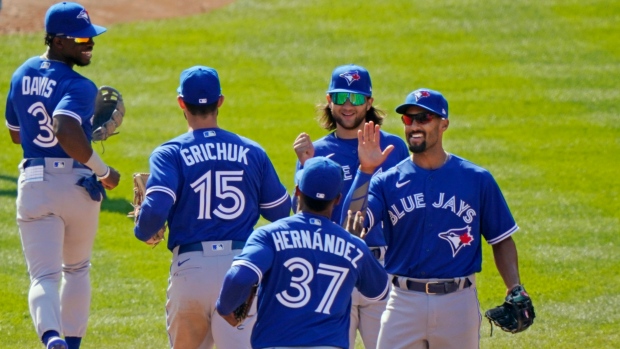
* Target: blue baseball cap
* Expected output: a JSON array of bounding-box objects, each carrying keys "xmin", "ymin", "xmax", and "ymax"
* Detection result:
[
  {"xmin": 395, "ymin": 88, "xmax": 449, "ymax": 118},
  {"xmin": 45, "ymin": 2, "xmax": 106, "ymax": 38},
  {"xmin": 177, "ymin": 66, "xmax": 222, "ymax": 105},
  {"xmin": 326, "ymin": 64, "xmax": 372, "ymax": 97},
  {"xmin": 297, "ymin": 157, "xmax": 344, "ymax": 201}
]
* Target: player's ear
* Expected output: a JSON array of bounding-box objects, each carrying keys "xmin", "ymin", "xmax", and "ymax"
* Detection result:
[
  {"xmin": 217, "ymin": 95, "xmax": 225, "ymax": 108},
  {"xmin": 333, "ymin": 193, "xmax": 342, "ymax": 206},
  {"xmin": 294, "ymin": 186, "xmax": 301, "ymax": 197},
  {"xmin": 441, "ymin": 118, "xmax": 449, "ymax": 132},
  {"xmin": 326, "ymin": 94, "xmax": 332, "ymax": 104},
  {"xmin": 366, "ymin": 97, "xmax": 374, "ymax": 111},
  {"xmin": 177, "ymin": 96, "xmax": 186, "ymax": 110}
]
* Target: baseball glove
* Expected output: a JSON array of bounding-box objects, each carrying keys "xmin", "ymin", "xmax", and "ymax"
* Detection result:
[
  {"xmin": 485, "ymin": 284, "xmax": 535, "ymax": 336},
  {"xmin": 92, "ymin": 86, "xmax": 125, "ymax": 142},
  {"xmin": 222, "ymin": 284, "xmax": 258, "ymax": 327},
  {"xmin": 128, "ymin": 173, "xmax": 166, "ymax": 247}
]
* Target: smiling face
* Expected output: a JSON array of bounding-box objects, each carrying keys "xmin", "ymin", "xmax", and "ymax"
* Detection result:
[
  {"xmin": 328, "ymin": 94, "xmax": 373, "ymax": 131},
  {"xmin": 49, "ymin": 36, "xmax": 95, "ymax": 67},
  {"xmin": 403, "ymin": 105, "xmax": 448, "ymax": 154}
]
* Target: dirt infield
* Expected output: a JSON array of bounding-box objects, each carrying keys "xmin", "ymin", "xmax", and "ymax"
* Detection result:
[{"xmin": 0, "ymin": 0, "xmax": 233, "ymax": 35}]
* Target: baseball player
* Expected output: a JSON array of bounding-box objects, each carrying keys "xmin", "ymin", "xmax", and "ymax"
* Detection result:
[
  {"xmin": 293, "ymin": 64, "xmax": 409, "ymax": 348},
  {"xmin": 4, "ymin": 2, "xmax": 121, "ymax": 349},
  {"xmin": 216, "ymin": 157, "xmax": 390, "ymax": 349},
  {"xmin": 134, "ymin": 65, "xmax": 291, "ymax": 349},
  {"xmin": 342, "ymin": 89, "xmax": 525, "ymax": 349}
]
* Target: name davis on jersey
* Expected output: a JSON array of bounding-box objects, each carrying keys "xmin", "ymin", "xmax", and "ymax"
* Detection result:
[{"xmin": 21, "ymin": 76, "xmax": 57, "ymax": 98}]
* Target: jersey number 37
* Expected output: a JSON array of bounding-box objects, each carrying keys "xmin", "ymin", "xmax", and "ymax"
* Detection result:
[{"xmin": 276, "ymin": 257, "xmax": 349, "ymax": 315}]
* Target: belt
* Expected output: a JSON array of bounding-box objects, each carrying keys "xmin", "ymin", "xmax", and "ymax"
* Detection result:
[
  {"xmin": 392, "ymin": 276, "xmax": 472, "ymax": 295},
  {"xmin": 23, "ymin": 158, "xmax": 88, "ymax": 169},
  {"xmin": 178, "ymin": 240, "xmax": 246, "ymax": 255}
]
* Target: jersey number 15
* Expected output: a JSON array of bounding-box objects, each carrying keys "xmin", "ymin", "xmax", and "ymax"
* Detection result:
[{"xmin": 190, "ymin": 170, "xmax": 246, "ymax": 220}]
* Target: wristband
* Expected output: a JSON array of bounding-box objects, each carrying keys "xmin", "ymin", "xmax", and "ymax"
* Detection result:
[
  {"xmin": 97, "ymin": 167, "xmax": 111, "ymax": 180},
  {"xmin": 84, "ymin": 151, "xmax": 108, "ymax": 177}
]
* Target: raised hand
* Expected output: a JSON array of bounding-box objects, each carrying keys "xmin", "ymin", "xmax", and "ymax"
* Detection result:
[
  {"xmin": 293, "ymin": 132, "xmax": 315, "ymax": 166},
  {"xmin": 357, "ymin": 121, "xmax": 394, "ymax": 174}
]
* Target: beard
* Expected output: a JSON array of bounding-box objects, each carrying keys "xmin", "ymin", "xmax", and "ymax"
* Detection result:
[
  {"xmin": 407, "ymin": 131, "xmax": 427, "ymax": 153},
  {"xmin": 409, "ymin": 141, "xmax": 427, "ymax": 153},
  {"xmin": 73, "ymin": 58, "xmax": 91, "ymax": 67},
  {"xmin": 334, "ymin": 113, "xmax": 366, "ymax": 130}
]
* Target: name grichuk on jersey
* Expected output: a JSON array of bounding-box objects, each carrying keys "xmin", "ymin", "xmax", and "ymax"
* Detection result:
[
  {"xmin": 233, "ymin": 212, "xmax": 389, "ymax": 349},
  {"xmin": 294, "ymin": 130, "xmax": 409, "ymax": 247},
  {"xmin": 349, "ymin": 154, "xmax": 518, "ymax": 279},
  {"xmin": 146, "ymin": 128, "xmax": 290, "ymax": 249},
  {"xmin": 5, "ymin": 57, "xmax": 97, "ymax": 158}
]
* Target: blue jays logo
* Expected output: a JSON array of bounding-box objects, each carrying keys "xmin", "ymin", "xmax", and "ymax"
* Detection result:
[
  {"xmin": 339, "ymin": 71, "xmax": 361, "ymax": 86},
  {"xmin": 77, "ymin": 10, "xmax": 91, "ymax": 23},
  {"xmin": 438, "ymin": 226, "xmax": 474, "ymax": 257},
  {"xmin": 414, "ymin": 90, "xmax": 431, "ymax": 101}
]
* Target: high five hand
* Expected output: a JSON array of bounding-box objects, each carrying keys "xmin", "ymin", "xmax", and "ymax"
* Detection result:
[{"xmin": 357, "ymin": 121, "xmax": 394, "ymax": 174}]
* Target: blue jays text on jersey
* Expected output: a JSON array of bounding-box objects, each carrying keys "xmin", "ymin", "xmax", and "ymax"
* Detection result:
[
  {"xmin": 5, "ymin": 57, "xmax": 97, "ymax": 158},
  {"xmin": 230, "ymin": 212, "xmax": 389, "ymax": 349},
  {"xmin": 345, "ymin": 154, "xmax": 519, "ymax": 279}
]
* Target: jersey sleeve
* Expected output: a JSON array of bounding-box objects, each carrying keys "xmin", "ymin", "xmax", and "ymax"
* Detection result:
[
  {"xmin": 53, "ymin": 78, "xmax": 97, "ymax": 126},
  {"xmin": 5, "ymin": 80, "xmax": 20, "ymax": 131},
  {"xmin": 365, "ymin": 174, "xmax": 387, "ymax": 231},
  {"xmin": 355, "ymin": 243, "xmax": 389, "ymax": 300},
  {"xmin": 232, "ymin": 229, "xmax": 276, "ymax": 283},
  {"xmin": 258, "ymin": 155, "xmax": 291, "ymax": 221},
  {"xmin": 147, "ymin": 145, "xmax": 181, "ymax": 203},
  {"xmin": 480, "ymin": 173, "xmax": 519, "ymax": 245}
]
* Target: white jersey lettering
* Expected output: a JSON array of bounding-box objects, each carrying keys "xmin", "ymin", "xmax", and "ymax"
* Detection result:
[
  {"xmin": 181, "ymin": 142, "xmax": 250, "ymax": 166},
  {"xmin": 270, "ymin": 230, "xmax": 363, "ymax": 268}
]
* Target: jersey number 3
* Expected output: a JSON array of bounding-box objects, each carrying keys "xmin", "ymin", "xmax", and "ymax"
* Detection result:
[
  {"xmin": 276, "ymin": 257, "xmax": 349, "ymax": 315},
  {"xmin": 29, "ymin": 102, "xmax": 58, "ymax": 147},
  {"xmin": 191, "ymin": 170, "xmax": 246, "ymax": 220}
]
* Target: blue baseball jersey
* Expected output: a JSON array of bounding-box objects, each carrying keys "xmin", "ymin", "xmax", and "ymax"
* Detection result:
[
  {"xmin": 145, "ymin": 128, "xmax": 291, "ymax": 249},
  {"xmin": 5, "ymin": 56, "xmax": 97, "ymax": 158},
  {"xmin": 233, "ymin": 212, "xmax": 389, "ymax": 348},
  {"xmin": 357, "ymin": 155, "xmax": 518, "ymax": 278},
  {"xmin": 295, "ymin": 131, "xmax": 409, "ymax": 247}
]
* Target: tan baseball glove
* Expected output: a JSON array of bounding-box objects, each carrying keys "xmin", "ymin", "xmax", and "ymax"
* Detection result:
[
  {"xmin": 128, "ymin": 173, "xmax": 166, "ymax": 247},
  {"xmin": 222, "ymin": 284, "xmax": 258, "ymax": 327},
  {"xmin": 92, "ymin": 86, "xmax": 125, "ymax": 142}
]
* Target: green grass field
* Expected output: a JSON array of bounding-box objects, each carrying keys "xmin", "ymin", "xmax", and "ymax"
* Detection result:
[{"xmin": 1, "ymin": 0, "xmax": 618, "ymax": 348}]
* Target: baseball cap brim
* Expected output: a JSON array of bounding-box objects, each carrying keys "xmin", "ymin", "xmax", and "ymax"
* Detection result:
[
  {"xmin": 395, "ymin": 103, "xmax": 436, "ymax": 115},
  {"xmin": 327, "ymin": 88, "xmax": 372, "ymax": 97},
  {"xmin": 67, "ymin": 24, "xmax": 107, "ymax": 38}
]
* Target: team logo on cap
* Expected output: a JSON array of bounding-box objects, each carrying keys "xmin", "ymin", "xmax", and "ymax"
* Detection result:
[
  {"xmin": 438, "ymin": 226, "xmax": 474, "ymax": 257},
  {"xmin": 339, "ymin": 71, "xmax": 361, "ymax": 86},
  {"xmin": 414, "ymin": 90, "xmax": 431, "ymax": 101},
  {"xmin": 77, "ymin": 9, "xmax": 91, "ymax": 23}
]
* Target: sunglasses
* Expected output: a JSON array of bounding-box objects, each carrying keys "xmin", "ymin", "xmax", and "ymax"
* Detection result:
[
  {"xmin": 59, "ymin": 36, "xmax": 91, "ymax": 44},
  {"xmin": 401, "ymin": 112, "xmax": 435, "ymax": 126},
  {"xmin": 331, "ymin": 92, "xmax": 367, "ymax": 106}
]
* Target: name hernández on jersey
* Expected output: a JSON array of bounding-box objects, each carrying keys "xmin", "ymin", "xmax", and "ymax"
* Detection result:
[
  {"xmin": 181, "ymin": 142, "xmax": 250, "ymax": 166},
  {"xmin": 271, "ymin": 229, "xmax": 364, "ymax": 268}
]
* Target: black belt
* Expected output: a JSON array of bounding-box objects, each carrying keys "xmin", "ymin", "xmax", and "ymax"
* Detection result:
[
  {"xmin": 178, "ymin": 240, "xmax": 245, "ymax": 254},
  {"xmin": 23, "ymin": 158, "xmax": 88, "ymax": 169},
  {"xmin": 392, "ymin": 276, "xmax": 472, "ymax": 295}
]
